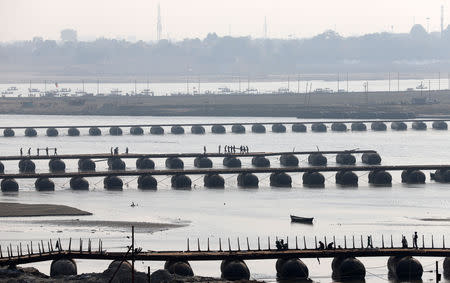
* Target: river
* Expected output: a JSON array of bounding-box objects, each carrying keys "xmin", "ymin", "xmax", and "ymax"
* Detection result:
[{"xmin": 0, "ymin": 115, "xmax": 449, "ymax": 282}]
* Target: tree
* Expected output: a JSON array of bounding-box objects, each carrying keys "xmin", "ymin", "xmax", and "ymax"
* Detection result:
[{"xmin": 60, "ymin": 29, "xmax": 78, "ymax": 42}]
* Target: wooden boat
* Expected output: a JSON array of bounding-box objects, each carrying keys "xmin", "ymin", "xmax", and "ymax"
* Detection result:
[{"xmin": 290, "ymin": 215, "xmax": 314, "ymax": 224}]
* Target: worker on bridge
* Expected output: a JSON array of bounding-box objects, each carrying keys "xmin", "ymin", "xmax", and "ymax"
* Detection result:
[
  {"xmin": 318, "ymin": 241, "xmax": 325, "ymax": 250},
  {"xmin": 413, "ymin": 231, "xmax": 418, "ymax": 248},
  {"xmin": 402, "ymin": 236, "xmax": 408, "ymax": 248}
]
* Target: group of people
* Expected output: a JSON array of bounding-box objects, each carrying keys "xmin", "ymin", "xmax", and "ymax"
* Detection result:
[
  {"xmin": 402, "ymin": 232, "xmax": 419, "ymax": 248},
  {"xmin": 111, "ymin": 147, "xmax": 129, "ymax": 155},
  {"xmin": 218, "ymin": 145, "xmax": 249, "ymax": 154},
  {"xmin": 20, "ymin": 147, "xmax": 57, "ymax": 156},
  {"xmin": 314, "ymin": 233, "xmax": 419, "ymax": 250},
  {"xmin": 275, "ymin": 239, "xmax": 288, "ymax": 250},
  {"xmin": 318, "ymin": 241, "xmax": 335, "ymax": 250}
]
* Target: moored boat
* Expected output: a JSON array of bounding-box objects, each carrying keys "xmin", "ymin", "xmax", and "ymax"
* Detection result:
[{"xmin": 290, "ymin": 215, "xmax": 314, "ymax": 224}]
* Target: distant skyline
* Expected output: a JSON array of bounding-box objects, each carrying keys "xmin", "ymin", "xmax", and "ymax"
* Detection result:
[{"xmin": 0, "ymin": 0, "xmax": 448, "ymax": 42}]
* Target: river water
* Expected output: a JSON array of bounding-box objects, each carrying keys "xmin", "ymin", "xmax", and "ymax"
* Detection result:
[{"xmin": 0, "ymin": 115, "xmax": 449, "ymax": 282}]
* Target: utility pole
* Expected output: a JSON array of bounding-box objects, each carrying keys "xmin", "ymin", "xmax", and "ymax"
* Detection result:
[
  {"xmin": 337, "ymin": 73, "xmax": 339, "ymax": 93},
  {"xmin": 388, "ymin": 72, "xmax": 391, "ymax": 92},
  {"xmin": 97, "ymin": 79, "xmax": 99, "ymax": 95},
  {"xmin": 346, "ymin": 72, "xmax": 349, "ymax": 93},
  {"xmin": 287, "ymin": 76, "xmax": 290, "ymax": 92},
  {"xmin": 134, "ymin": 80, "xmax": 137, "ymax": 95},
  {"xmin": 238, "ymin": 76, "xmax": 241, "ymax": 93},
  {"xmin": 131, "ymin": 226, "xmax": 135, "ymax": 283},
  {"xmin": 439, "ymin": 72, "xmax": 441, "ymax": 91},
  {"xmin": 436, "ymin": 260, "xmax": 441, "ymax": 282},
  {"xmin": 186, "ymin": 76, "xmax": 189, "ymax": 95},
  {"xmin": 297, "ymin": 75, "xmax": 300, "ymax": 94}
]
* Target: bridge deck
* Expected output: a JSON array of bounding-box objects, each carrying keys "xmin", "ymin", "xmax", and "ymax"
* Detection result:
[
  {"xmin": 0, "ymin": 119, "xmax": 447, "ymax": 129},
  {"xmin": 1, "ymin": 248, "xmax": 450, "ymax": 266},
  {"xmin": 0, "ymin": 150, "xmax": 376, "ymax": 161},
  {"xmin": 0, "ymin": 164, "xmax": 449, "ymax": 179}
]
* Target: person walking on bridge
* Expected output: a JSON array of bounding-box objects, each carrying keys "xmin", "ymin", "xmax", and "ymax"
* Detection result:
[
  {"xmin": 402, "ymin": 236, "xmax": 408, "ymax": 248},
  {"xmin": 19, "ymin": 148, "xmax": 23, "ymax": 156},
  {"xmin": 27, "ymin": 148, "xmax": 31, "ymax": 156},
  {"xmin": 367, "ymin": 235, "xmax": 373, "ymax": 248},
  {"xmin": 413, "ymin": 231, "xmax": 418, "ymax": 249}
]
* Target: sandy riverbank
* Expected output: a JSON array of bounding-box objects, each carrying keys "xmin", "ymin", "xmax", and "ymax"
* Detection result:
[
  {"xmin": 0, "ymin": 90, "xmax": 449, "ymax": 117},
  {"xmin": 0, "ymin": 202, "xmax": 92, "ymax": 217}
]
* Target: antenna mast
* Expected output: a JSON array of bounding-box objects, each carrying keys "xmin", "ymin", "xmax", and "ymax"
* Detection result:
[
  {"xmin": 441, "ymin": 5, "xmax": 445, "ymax": 37},
  {"xmin": 263, "ymin": 17, "xmax": 268, "ymax": 39},
  {"xmin": 157, "ymin": 3, "xmax": 162, "ymax": 41}
]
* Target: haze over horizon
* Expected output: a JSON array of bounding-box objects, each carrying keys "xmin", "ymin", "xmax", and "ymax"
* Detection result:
[{"xmin": 0, "ymin": 0, "xmax": 449, "ymax": 42}]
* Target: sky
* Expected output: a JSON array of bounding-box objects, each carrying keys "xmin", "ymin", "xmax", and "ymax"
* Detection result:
[{"xmin": 0, "ymin": 0, "xmax": 448, "ymax": 42}]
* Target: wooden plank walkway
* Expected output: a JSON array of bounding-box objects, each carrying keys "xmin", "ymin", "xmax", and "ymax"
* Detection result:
[
  {"xmin": 0, "ymin": 119, "xmax": 447, "ymax": 129},
  {"xmin": 2, "ymin": 248, "xmax": 450, "ymax": 266},
  {"xmin": 0, "ymin": 150, "xmax": 377, "ymax": 161},
  {"xmin": 0, "ymin": 164, "xmax": 449, "ymax": 179}
]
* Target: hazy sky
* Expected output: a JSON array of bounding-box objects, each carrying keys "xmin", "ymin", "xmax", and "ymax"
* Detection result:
[{"xmin": 0, "ymin": 0, "xmax": 448, "ymax": 42}]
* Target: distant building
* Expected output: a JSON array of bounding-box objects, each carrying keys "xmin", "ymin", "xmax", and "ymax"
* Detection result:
[{"xmin": 60, "ymin": 29, "xmax": 77, "ymax": 42}]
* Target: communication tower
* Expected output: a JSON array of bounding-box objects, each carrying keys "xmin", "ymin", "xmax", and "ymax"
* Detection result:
[
  {"xmin": 263, "ymin": 17, "xmax": 267, "ymax": 38},
  {"xmin": 441, "ymin": 5, "xmax": 445, "ymax": 37},
  {"xmin": 157, "ymin": 3, "xmax": 162, "ymax": 41}
]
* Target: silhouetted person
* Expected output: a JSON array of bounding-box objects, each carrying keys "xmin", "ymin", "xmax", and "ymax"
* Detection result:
[
  {"xmin": 203, "ymin": 146, "xmax": 206, "ymax": 154},
  {"xmin": 110, "ymin": 147, "xmax": 113, "ymax": 155},
  {"xmin": 240, "ymin": 146, "xmax": 243, "ymax": 153},
  {"xmin": 367, "ymin": 235, "xmax": 373, "ymax": 248},
  {"xmin": 37, "ymin": 148, "xmax": 40, "ymax": 156},
  {"xmin": 54, "ymin": 148, "xmax": 57, "ymax": 155},
  {"xmin": 125, "ymin": 147, "xmax": 129, "ymax": 154},
  {"xmin": 318, "ymin": 241, "xmax": 325, "ymax": 250},
  {"xmin": 45, "ymin": 147, "xmax": 49, "ymax": 156},
  {"xmin": 402, "ymin": 236, "xmax": 408, "ymax": 248},
  {"xmin": 27, "ymin": 148, "xmax": 31, "ymax": 156},
  {"xmin": 232, "ymin": 145, "xmax": 236, "ymax": 153},
  {"xmin": 218, "ymin": 145, "xmax": 221, "ymax": 153},
  {"xmin": 245, "ymin": 146, "xmax": 249, "ymax": 153},
  {"xmin": 413, "ymin": 232, "xmax": 418, "ymax": 248},
  {"xmin": 276, "ymin": 240, "xmax": 281, "ymax": 250},
  {"xmin": 327, "ymin": 242, "xmax": 334, "ymax": 249},
  {"xmin": 19, "ymin": 148, "xmax": 23, "ymax": 156},
  {"xmin": 114, "ymin": 147, "xmax": 119, "ymax": 155}
]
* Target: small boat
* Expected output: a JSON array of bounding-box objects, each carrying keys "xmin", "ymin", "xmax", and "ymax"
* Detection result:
[{"xmin": 290, "ymin": 215, "xmax": 314, "ymax": 224}]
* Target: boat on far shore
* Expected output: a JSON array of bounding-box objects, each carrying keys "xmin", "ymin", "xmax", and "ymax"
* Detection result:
[{"xmin": 290, "ymin": 215, "xmax": 314, "ymax": 224}]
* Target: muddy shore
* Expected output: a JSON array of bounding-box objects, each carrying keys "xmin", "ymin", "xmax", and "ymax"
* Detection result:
[
  {"xmin": 0, "ymin": 202, "xmax": 92, "ymax": 217},
  {"xmin": 0, "ymin": 90, "xmax": 448, "ymax": 118}
]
